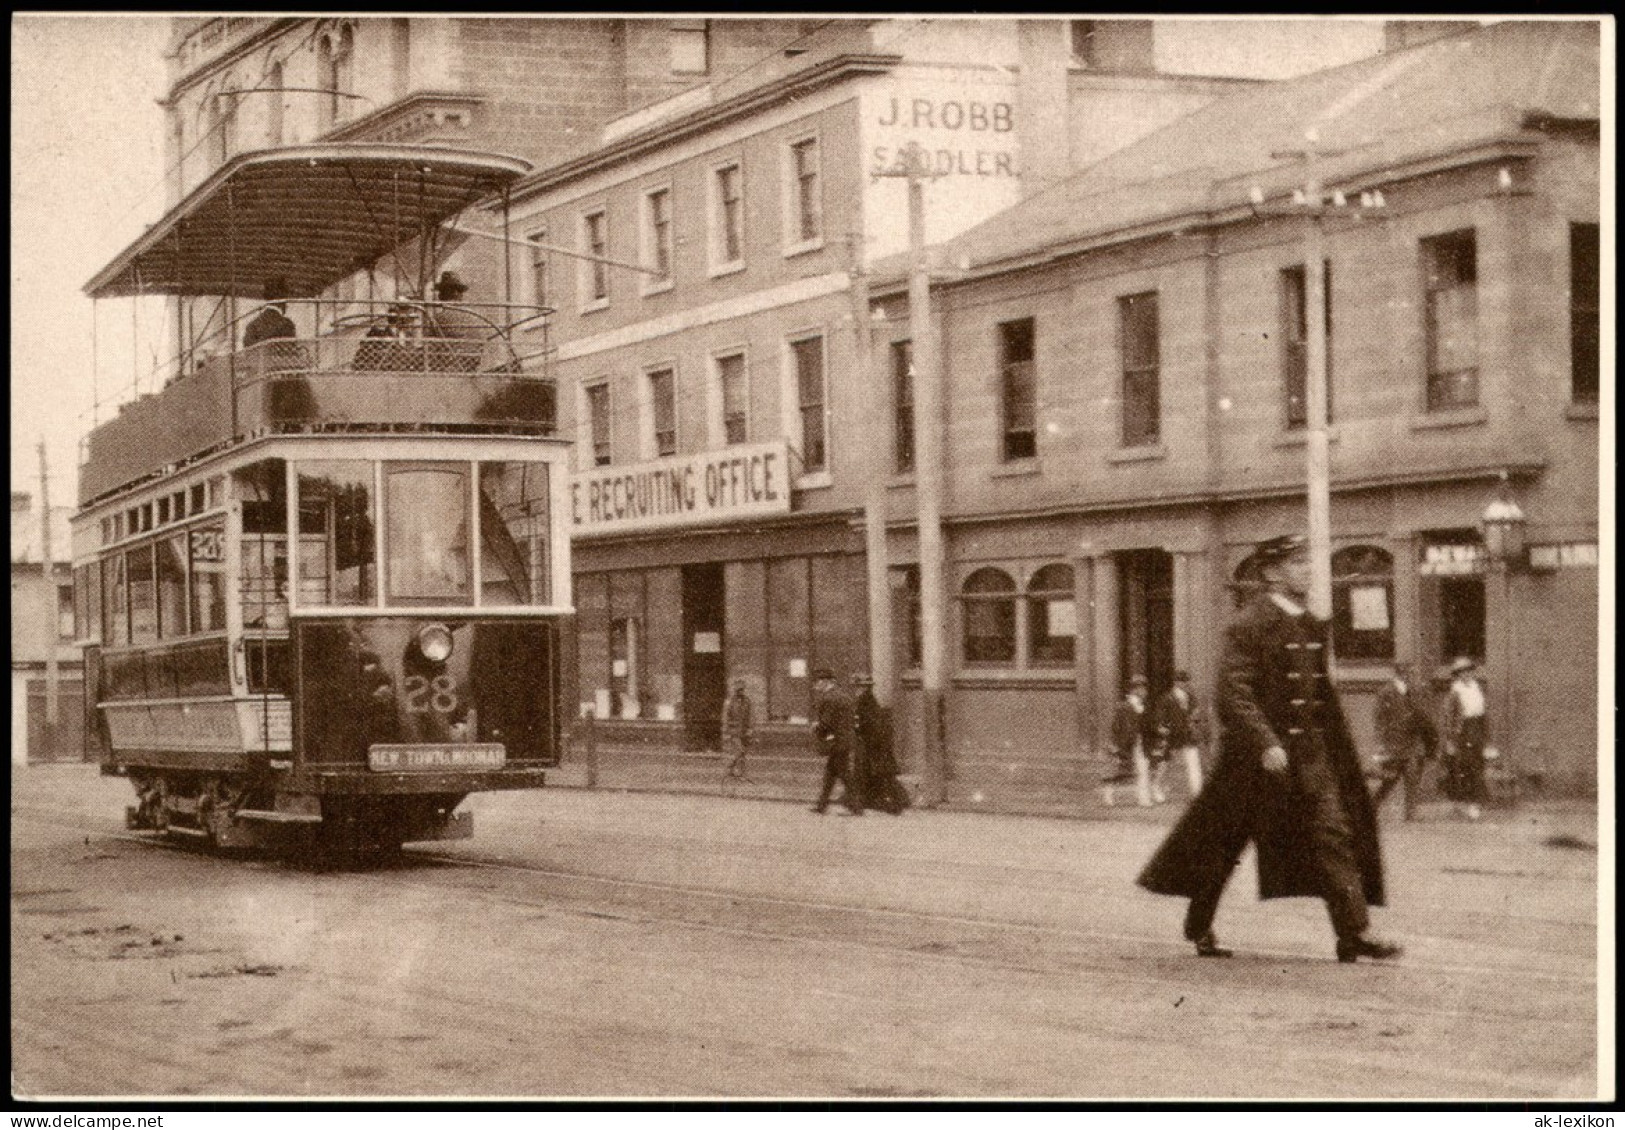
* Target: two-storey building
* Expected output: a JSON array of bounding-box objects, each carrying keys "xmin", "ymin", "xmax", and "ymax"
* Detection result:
[
  {"xmin": 872, "ymin": 20, "xmax": 1601, "ymax": 799},
  {"xmin": 11, "ymin": 492, "xmax": 84, "ymax": 764}
]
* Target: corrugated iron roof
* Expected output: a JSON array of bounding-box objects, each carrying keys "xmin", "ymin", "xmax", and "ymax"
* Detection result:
[
  {"xmin": 928, "ymin": 21, "xmax": 1598, "ymax": 279},
  {"xmin": 85, "ymin": 144, "xmax": 532, "ymax": 300}
]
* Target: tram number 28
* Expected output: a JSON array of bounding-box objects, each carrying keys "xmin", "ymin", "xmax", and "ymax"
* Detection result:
[{"xmin": 403, "ymin": 674, "xmax": 459, "ymax": 714}]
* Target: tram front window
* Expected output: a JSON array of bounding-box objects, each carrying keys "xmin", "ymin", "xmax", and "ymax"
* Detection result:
[
  {"xmin": 297, "ymin": 461, "xmax": 376, "ymax": 606},
  {"xmin": 385, "ymin": 463, "xmax": 470, "ymax": 605},
  {"xmin": 478, "ymin": 461, "xmax": 551, "ymax": 606}
]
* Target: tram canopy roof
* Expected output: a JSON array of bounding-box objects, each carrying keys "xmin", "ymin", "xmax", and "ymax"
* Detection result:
[{"xmin": 84, "ymin": 144, "xmax": 532, "ymax": 300}]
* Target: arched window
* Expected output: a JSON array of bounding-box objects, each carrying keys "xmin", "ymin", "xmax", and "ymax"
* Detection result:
[
  {"xmin": 962, "ymin": 567, "xmax": 1017, "ymax": 664},
  {"xmin": 1026, "ymin": 563, "xmax": 1076, "ymax": 665},
  {"xmin": 1331, "ymin": 545, "xmax": 1395, "ymax": 661},
  {"xmin": 318, "ymin": 24, "xmax": 353, "ymax": 131}
]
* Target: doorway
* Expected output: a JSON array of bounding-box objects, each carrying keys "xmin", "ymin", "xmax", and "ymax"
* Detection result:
[
  {"xmin": 681, "ymin": 563, "xmax": 726, "ymax": 751},
  {"xmin": 1117, "ymin": 549, "xmax": 1175, "ymax": 700}
]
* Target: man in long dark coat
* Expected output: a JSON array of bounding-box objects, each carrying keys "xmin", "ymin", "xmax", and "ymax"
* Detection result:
[
  {"xmin": 1137, "ymin": 534, "xmax": 1401, "ymax": 963},
  {"xmin": 810, "ymin": 669, "xmax": 863, "ymax": 815},
  {"xmin": 854, "ymin": 674, "xmax": 909, "ymax": 814}
]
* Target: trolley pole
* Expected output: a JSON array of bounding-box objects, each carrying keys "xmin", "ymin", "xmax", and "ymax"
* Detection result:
[
  {"xmin": 846, "ymin": 235, "xmax": 894, "ymax": 708},
  {"xmin": 876, "ymin": 142, "xmax": 948, "ymax": 807},
  {"xmin": 38, "ymin": 441, "xmax": 60, "ymax": 738}
]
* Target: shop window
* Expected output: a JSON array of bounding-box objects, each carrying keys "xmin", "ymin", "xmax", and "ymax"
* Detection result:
[
  {"xmin": 892, "ymin": 340, "xmax": 915, "ymax": 474},
  {"xmin": 998, "ymin": 318, "xmax": 1036, "ymax": 461},
  {"xmin": 610, "ymin": 616, "xmax": 642, "ymax": 720},
  {"xmin": 1571, "ymin": 222, "xmax": 1599, "ymax": 404},
  {"xmin": 643, "ymin": 187, "xmax": 673, "ymax": 286},
  {"xmin": 581, "ymin": 209, "xmax": 609, "ymax": 306},
  {"xmin": 1119, "ymin": 291, "xmax": 1160, "ymax": 446},
  {"xmin": 1281, "ymin": 261, "xmax": 1333, "ymax": 429},
  {"xmin": 1027, "ymin": 563, "xmax": 1076, "ymax": 665},
  {"xmin": 586, "ymin": 383, "xmax": 612, "ymax": 467},
  {"xmin": 712, "ymin": 161, "xmax": 744, "ymax": 269},
  {"xmin": 717, "ymin": 352, "xmax": 748, "ymax": 444},
  {"xmin": 1330, "ymin": 546, "xmax": 1394, "ymax": 662},
  {"xmin": 787, "ymin": 136, "xmax": 822, "ymax": 247},
  {"xmin": 1422, "ymin": 229, "xmax": 1478, "ymax": 410},
  {"xmin": 891, "ymin": 565, "xmax": 922, "ymax": 669},
  {"xmin": 648, "ymin": 368, "xmax": 677, "ymax": 458},
  {"xmin": 962, "ymin": 567, "xmax": 1017, "ymax": 664},
  {"xmin": 156, "ymin": 535, "xmax": 188, "ymax": 639},
  {"xmin": 670, "ymin": 19, "xmax": 709, "ymax": 74},
  {"xmin": 792, "ymin": 335, "xmax": 827, "ymax": 473}
]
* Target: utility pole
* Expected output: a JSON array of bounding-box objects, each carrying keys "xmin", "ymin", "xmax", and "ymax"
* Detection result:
[
  {"xmin": 38, "ymin": 441, "xmax": 60, "ymax": 743},
  {"xmin": 846, "ymin": 234, "xmax": 894, "ymax": 708},
  {"xmin": 875, "ymin": 142, "xmax": 947, "ymax": 806}
]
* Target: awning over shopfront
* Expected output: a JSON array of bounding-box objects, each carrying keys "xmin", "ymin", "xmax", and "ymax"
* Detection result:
[{"xmin": 84, "ymin": 144, "xmax": 531, "ymax": 300}]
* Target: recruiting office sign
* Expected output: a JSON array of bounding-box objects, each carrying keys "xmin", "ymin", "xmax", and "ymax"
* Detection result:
[{"xmin": 570, "ymin": 440, "xmax": 792, "ymax": 537}]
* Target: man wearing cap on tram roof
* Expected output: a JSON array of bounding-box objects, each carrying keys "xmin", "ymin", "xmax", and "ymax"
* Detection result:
[
  {"xmin": 242, "ymin": 278, "xmax": 297, "ymax": 348},
  {"xmin": 426, "ymin": 270, "xmax": 487, "ymax": 371},
  {"xmin": 1137, "ymin": 533, "xmax": 1399, "ymax": 964}
]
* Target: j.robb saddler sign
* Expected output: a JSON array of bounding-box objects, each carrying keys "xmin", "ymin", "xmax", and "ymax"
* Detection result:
[{"xmin": 570, "ymin": 440, "xmax": 791, "ymax": 536}]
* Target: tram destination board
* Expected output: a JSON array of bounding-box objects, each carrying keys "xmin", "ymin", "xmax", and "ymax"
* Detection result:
[{"xmin": 367, "ymin": 744, "xmax": 507, "ymax": 771}]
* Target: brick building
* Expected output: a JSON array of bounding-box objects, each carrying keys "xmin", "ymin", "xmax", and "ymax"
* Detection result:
[
  {"xmin": 502, "ymin": 18, "xmax": 1354, "ymax": 758},
  {"xmin": 11, "ymin": 492, "xmax": 84, "ymax": 764},
  {"xmin": 870, "ymin": 20, "xmax": 1601, "ymax": 799}
]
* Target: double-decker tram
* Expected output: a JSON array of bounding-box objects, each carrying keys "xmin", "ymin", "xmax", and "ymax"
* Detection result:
[{"xmin": 71, "ymin": 145, "xmax": 571, "ymax": 857}]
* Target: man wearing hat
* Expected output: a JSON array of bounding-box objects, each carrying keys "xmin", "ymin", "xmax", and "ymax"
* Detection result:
[
  {"xmin": 1441, "ymin": 657, "xmax": 1489, "ymax": 820},
  {"xmin": 1102, "ymin": 675, "xmax": 1154, "ymax": 807},
  {"xmin": 1138, "ymin": 534, "xmax": 1399, "ymax": 963},
  {"xmin": 810, "ymin": 669, "xmax": 862, "ymax": 815},
  {"xmin": 853, "ymin": 673, "xmax": 908, "ymax": 814},
  {"xmin": 722, "ymin": 679, "xmax": 755, "ymax": 782},
  {"xmin": 242, "ymin": 278, "xmax": 296, "ymax": 348},
  {"xmin": 426, "ymin": 270, "xmax": 487, "ymax": 371},
  {"xmin": 1154, "ymin": 669, "xmax": 1209, "ymax": 799},
  {"xmin": 1372, "ymin": 661, "xmax": 1436, "ymax": 821}
]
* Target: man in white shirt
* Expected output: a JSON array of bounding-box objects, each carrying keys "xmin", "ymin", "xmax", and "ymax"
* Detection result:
[{"xmin": 1442, "ymin": 656, "xmax": 1489, "ymax": 820}]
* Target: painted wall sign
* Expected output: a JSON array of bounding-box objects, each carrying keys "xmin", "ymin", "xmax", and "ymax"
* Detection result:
[
  {"xmin": 1419, "ymin": 543, "xmax": 1485, "ymax": 576},
  {"xmin": 1527, "ymin": 542, "xmax": 1598, "ymax": 570},
  {"xmin": 570, "ymin": 440, "xmax": 790, "ymax": 537}
]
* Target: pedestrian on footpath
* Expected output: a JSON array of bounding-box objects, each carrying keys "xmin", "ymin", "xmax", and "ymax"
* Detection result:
[
  {"xmin": 1137, "ymin": 533, "xmax": 1400, "ymax": 964},
  {"xmin": 810, "ymin": 669, "xmax": 863, "ymax": 815},
  {"xmin": 1441, "ymin": 657, "xmax": 1489, "ymax": 821},
  {"xmin": 1102, "ymin": 675, "xmax": 1154, "ymax": 807},
  {"xmin": 1153, "ymin": 669, "xmax": 1208, "ymax": 799},
  {"xmin": 1371, "ymin": 662, "xmax": 1436, "ymax": 821},
  {"xmin": 854, "ymin": 674, "xmax": 909, "ymax": 815},
  {"xmin": 722, "ymin": 680, "xmax": 754, "ymax": 782}
]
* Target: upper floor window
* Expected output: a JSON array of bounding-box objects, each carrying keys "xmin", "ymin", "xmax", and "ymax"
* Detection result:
[
  {"xmin": 56, "ymin": 583, "xmax": 75, "ymax": 642},
  {"xmin": 586, "ymin": 383, "xmax": 612, "ymax": 467},
  {"xmin": 582, "ymin": 209, "xmax": 609, "ymax": 307},
  {"xmin": 717, "ymin": 352, "xmax": 749, "ymax": 445},
  {"xmin": 527, "ymin": 229, "xmax": 550, "ymax": 311},
  {"xmin": 787, "ymin": 137, "xmax": 822, "ymax": 248},
  {"xmin": 962, "ymin": 567, "xmax": 1017, "ymax": 664},
  {"xmin": 891, "ymin": 340, "xmax": 915, "ymax": 474},
  {"xmin": 1282, "ymin": 261, "xmax": 1334, "ymax": 429},
  {"xmin": 670, "ymin": 19, "xmax": 709, "ymax": 74},
  {"xmin": 1571, "ymin": 222, "xmax": 1599, "ymax": 404},
  {"xmin": 998, "ymin": 318, "xmax": 1036, "ymax": 462},
  {"xmin": 712, "ymin": 161, "xmax": 744, "ymax": 270},
  {"xmin": 266, "ymin": 61, "xmax": 284, "ymax": 146},
  {"xmin": 791, "ymin": 335, "xmax": 827, "ymax": 474},
  {"xmin": 1422, "ymin": 229, "xmax": 1478, "ymax": 410},
  {"xmin": 1026, "ymin": 564, "xmax": 1076, "ymax": 665},
  {"xmin": 1119, "ymin": 291, "xmax": 1160, "ymax": 446},
  {"xmin": 207, "ymin": 87, "xmax": 237, "ymax": 168},
  {"xmin": 1331, "ymin": 545, "xmax": 1395, "ymax": 662},
  {"xmin": 640, "ymin": 187, "xmax": 672, "ymax": 289},
  {"xmin": 1070, "ymin": 20, "xmax": 1098, "ymax": 67},
  {"xmin": 647, "ymin": 367, "xmax": 677, "ymax": 458},
  {"xmin": 318, "ymin": 24, "xmax": 354, "ymax": 132}
]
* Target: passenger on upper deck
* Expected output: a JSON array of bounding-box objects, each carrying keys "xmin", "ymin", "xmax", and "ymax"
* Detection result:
[
  {"xmin": 242, "ymin": 279, "xmax": 297, "ymax": 348},
  {"xmin": 426, "ymin": 271, "xmax": 487, "ymax": 372}
]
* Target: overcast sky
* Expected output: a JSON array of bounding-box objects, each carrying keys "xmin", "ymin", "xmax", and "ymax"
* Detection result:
[{"xmin": 9, "ymin": 14, "xmax": 1393, "ymax": 507}]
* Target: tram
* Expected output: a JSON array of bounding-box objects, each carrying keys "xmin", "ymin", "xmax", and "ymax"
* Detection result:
[{"xmin": 70, "ymin": 145, "xmax": 571, "ymax": 856}]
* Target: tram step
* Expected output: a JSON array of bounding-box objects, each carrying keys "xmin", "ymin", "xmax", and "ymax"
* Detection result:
[{"xmin": 235, "ymin": 809, "xmax": 324, "ymax": 824}]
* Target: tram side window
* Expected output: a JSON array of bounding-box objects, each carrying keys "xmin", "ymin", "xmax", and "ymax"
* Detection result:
[
  {"xmin": 239, "ymin": 460, "xmax": 290, "ymax": 630},
  {"xmin": 102, "ymin": 554, "xmax": 129, "ymax": 647},
  {"xmin": 478, "ymin": 461, "xmax": 551, "ymax": 606},
  {"xmin": 296, "ymin": 461, "xmax": 376, "ymax": 606},
  {"xmin": 127, "ymin": 544, "xmax": 157, "ymax": 645},
  {"xmin": 189, "ymin": 524, "xmax": 228, "ymax": 633},
  {"xmin": 385, "ymin": 463, "xmax": 471, "ymax": 605},
  {"xmin": 157, "ymin": 535, "xmax": 188, "ymax": 639}
]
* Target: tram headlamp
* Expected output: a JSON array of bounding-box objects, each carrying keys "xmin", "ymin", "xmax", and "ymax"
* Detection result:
[{"xmin": 418, "ymin": 623, "xmax": 455, "ymax": 663}]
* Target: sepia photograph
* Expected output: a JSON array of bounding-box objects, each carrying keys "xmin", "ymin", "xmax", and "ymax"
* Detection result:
[{"xmin": 9, "ymin": 12, "xmax": 1611, "ymax": 1104}]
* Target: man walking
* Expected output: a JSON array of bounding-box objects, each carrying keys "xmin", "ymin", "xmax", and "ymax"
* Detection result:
[
  {"xmin": 810, "ymin": 669, "xmax": 862, "ymax": 815},
  {"xmin": 1137, "ymin": 534, "xmax": 1399, "ymax": 963},
  {"xmin": 722, "ymin": 680, "xmax": 754, "ymax": 782},
  {"xmin": 1371, "ymin": 663, "xmax": 1435, "ymax": 820},
  {"xmin": 1441, "ymin": 657, "xmax": 1489, "ymax": 821},
  {"xmin": 854, "ymin": 673, "xmax": 909, "ymax": 814},
  {"xmin": 1102, "ymin": 675, "xmax": 1153, "ymax": 807},
  {"xmin": 1154, "ymin": 669, "xmax": 1208, "ymax": 799}
]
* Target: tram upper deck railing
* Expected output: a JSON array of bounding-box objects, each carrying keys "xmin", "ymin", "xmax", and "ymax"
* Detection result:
[{"xmin": 78, "ymin": 301, "xmax": 556, "ymax": 507}]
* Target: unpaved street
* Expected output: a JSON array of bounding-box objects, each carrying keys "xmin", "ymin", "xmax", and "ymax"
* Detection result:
[{"xmin": 11, "ymin": 766, "xmax": 1601, "ymax": 1099}]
